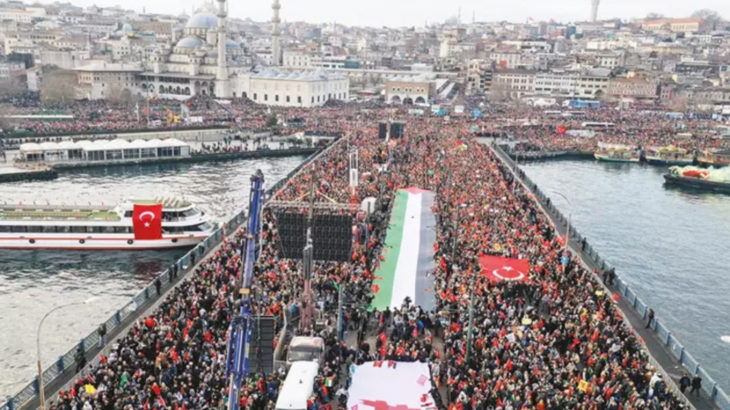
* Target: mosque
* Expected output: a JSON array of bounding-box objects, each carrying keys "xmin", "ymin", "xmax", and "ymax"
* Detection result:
[{"xmin": 134, "ymin": 0, "xmax": 348, "ymax": 106}]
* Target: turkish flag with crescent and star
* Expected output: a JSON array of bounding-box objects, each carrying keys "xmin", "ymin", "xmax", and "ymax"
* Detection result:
[
  {"xmin": 479, "ymin": 254, "xmax": 530, "ymax": 283},
  {"xmin": 132, "ymin": 204, "xmax": 163, "ymax": 240}
]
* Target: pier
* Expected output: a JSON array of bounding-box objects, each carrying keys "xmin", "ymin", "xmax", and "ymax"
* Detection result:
[
  {"xmin": 0, "ymin": 164, "xmax": 57, "ymax": 183},
  {"xmin": 0, "ymin": 147, "xmax": 319, "ymax": 183}
]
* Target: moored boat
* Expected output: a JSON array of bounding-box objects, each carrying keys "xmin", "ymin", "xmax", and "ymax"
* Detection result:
[
  {"xmin": 0, "ymin": 198, "xmax": 216, "ymax": 250},
  {"xmin": 663, "ymin": 166, "xmax": 730, "ymax": 193},
  {"xmin": 663, "ymin": 174, "xmax": 730, "ymax": 193},
  {"xmin": 697, "ymin": 149, "xmax": 730, "ymax": 167},
  {"xmin": 594, "ymin": 143, "xmax": 640, "ymax": 163},
  {"xmin": 645, "ymin": 145, "xmax": 694, "ymax": 166}
]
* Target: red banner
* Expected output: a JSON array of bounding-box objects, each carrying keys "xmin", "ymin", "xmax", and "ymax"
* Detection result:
[
  {"xmin": 479, "ymin": 254, "xmax": 530, "ymax": 283},
  {"xmin": 556, "ymin": 126, "xmax": 567, "ymax": 135},
  {"xmin": 132, "ymin": 204, "xmax": 163, "ymax": 240}
]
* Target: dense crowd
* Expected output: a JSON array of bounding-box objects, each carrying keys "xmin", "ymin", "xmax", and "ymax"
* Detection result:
[
  {"xmin": 46, "ymin": 110, "xmax": 694, "ymax": 410},
  {"xmin": 496, "ymin": 104, "xmax": 729, "ymax": 154}
]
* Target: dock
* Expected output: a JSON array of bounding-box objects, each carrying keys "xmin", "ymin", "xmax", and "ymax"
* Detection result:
[
  {"xmin": 0, "ymin": 147, "xmax": 319, "ymax": 183},
  {"xmin": 0, "ymin": 164, "xmax": 57, "ymax": 183}
]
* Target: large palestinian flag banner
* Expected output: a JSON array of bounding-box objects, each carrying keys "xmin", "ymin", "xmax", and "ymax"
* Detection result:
[{"xmin": 370, "ymin": 188, "xmax": 436, "ymax": 311}]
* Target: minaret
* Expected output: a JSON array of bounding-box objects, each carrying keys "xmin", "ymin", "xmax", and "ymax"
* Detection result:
[
  {"xmin": 591, "ymin": 0, "xmax": 600, "ymax": 22},
  {"xmin": 271, "ymin": 0, "xmax": 282, "ymax": 66},
  {"xmin": 215, "ymin": 0, "xmax": 229, "ymax": 97}
]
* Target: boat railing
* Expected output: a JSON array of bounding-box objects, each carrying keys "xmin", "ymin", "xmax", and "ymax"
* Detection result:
[
  {"xmin": 0, "ymin": 204, "xmax": 115, "ymax": 211},
  {"xmin": 491, "ymin": 143, "xmax": 730, "ymax": 410},
  {"xmin": 0, "ymin": 142, "xmax": 329, "ymax": 410}
]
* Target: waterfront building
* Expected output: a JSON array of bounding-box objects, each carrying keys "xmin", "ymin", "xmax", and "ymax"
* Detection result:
[
  {"xmin": 577, "ymin": 68, "xmax": 611, "ymax": 98},
  {"xmin": 247, "ymin": 69, "xmax": 349, "ymax": 107},
  {"xmin": 73, "ymin": 61, "xmax": 143, "ymax": 100},
  {"xmin": 607, "ymin": 76, "xmax": 659, "ymax": 100},
  {"xmin": 385, "ymin": 76, "xmax": 432, "ymax": 105},
  {"xmin": 492, "ymin": 70, "xmax": 536, "ymax": 99}
]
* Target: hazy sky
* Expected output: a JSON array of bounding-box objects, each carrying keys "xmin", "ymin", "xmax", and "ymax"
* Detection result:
[{"xmin": 40, "ymin": 0, "xmax": 730, "ymax": 27}]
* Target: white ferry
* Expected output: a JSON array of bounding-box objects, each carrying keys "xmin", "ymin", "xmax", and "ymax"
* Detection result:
[{"xmin": 0, "ymin": 198, "xmax": 216, "ymax": 250}]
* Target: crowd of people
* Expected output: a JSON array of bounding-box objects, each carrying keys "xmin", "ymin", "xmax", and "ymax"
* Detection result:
[
  {"xmin": 44, "ymin": 108, "xmax": 697, "ymax": 410},
  {"xmin": 492, "ymin": 104, "xmax": 729, "ymax": 155}
]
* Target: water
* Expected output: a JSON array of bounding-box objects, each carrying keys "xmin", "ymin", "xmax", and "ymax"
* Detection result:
[
  {"xmin": 0, "ymin": 155, "xmax": 304, "ymax": 397},
  {"xmin": 521, "ymin": 159, "xmax": 730, "ymax": 391}
]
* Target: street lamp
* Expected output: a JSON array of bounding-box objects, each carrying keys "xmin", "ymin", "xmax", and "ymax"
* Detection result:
[
  {"xmin": 549, "ymin": 190, "xmax": 572, "ymax": 253},
  {"xmin": 36, "ymin": 296, "xmax": 98, "ymax": 410}
]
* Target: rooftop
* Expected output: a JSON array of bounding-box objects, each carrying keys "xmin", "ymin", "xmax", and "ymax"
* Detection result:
[
  {"xmin": 73, "ymin": 61, "xmax": 143, "ymax": 72},
  {"xmin": 0, "ymin": 208, "xmax": 120, "ymax": 222}
]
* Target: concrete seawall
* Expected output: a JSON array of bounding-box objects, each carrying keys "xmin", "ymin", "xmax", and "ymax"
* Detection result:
[{"xmin": 0, "ymin": 168, "xmax": 57, "ymax": 183}]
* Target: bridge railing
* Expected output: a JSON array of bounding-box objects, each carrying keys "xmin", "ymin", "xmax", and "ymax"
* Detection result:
[
  {"xmin": 493, "ymin": 143, "xmax": 730, "ymax": 410},
  {"xmin": 1, "ymin": 143, "xmax": 328, "ymax": 410}
]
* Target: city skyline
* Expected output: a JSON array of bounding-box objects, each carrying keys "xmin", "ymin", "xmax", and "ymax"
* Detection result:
[{"xmin": 28, "ymin": 0, "xmax": 730, "ymax": 27}]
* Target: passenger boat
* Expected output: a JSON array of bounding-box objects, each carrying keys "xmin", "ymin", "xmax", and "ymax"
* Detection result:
[
  {"xmin": 0, "ymin": 198, "xmax": 216, "ymax": 250},
  {"xmin": 697, "ymin": 149, "xmax": 730, "ymax": 167},
  {"xmin": 663, "ymin": 166, "xmax": 730, "ymax": 194},
  {"xmin": 645, "ymin": 146, "xmax": 694, "ymax": 166},
  {"xmin": 594, "ymin": 144, "xmax": 640, "ymax": 163}
]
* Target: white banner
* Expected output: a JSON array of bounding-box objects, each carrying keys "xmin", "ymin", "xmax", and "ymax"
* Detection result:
[
  {"xmin": 348, "ymin": 361, "xmax": 435, "ymax": 410},
  {"xmin": 350, "ymin": 169, "xmax": 359, "ymax": 188}
]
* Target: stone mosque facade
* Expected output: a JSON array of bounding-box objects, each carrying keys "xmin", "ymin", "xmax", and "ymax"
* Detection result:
[{"xmin": 132, "ymin": 0, "xmax": 348, "ymax": 107}]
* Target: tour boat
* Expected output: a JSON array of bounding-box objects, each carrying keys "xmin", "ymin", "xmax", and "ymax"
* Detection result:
[
  {"xmin": 594, "ymin": 144, "xmax": 641, "ymax": 163},
  {"xmin": 645, "ymin": 146, "xmax": 694, "ymax": 166},
  {"xmin": 697, "ymin": 149, "xmax": 730, "ymax": 167},
  {"xmin": 0, "ymin": 198, "xmax": 216, "ymax": 250}
]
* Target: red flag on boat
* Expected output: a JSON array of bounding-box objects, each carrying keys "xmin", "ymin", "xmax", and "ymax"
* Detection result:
[{"xmin": 132, "ymin": 204, "xmax": 163, "ymax": 240}]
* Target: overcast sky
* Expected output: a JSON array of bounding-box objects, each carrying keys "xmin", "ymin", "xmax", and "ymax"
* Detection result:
[{"xmin": 41, "ymin": 0, "xmax": 730, "ymax": 27}]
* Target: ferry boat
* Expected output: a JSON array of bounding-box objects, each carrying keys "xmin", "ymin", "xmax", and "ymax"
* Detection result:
[
  {"xmin": 0, "ymin": 198, "xmax": 216, "ymax": 250},
  {"xmin": 697, "ymin": 149, "xmax": 730, "ymax": 167},
  {"xmin": 663, "ymin": 166, "xmax": 730, "ymax": 194},
  {"xmin": 645, "ymin": 146, "xmax": 694, "ymax": 166},
  {"xmin": 594, "ymin": 144, "xmax": 640, "ymax": 163}
]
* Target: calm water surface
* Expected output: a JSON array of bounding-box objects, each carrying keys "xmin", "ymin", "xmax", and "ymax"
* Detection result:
[
  {"xmin": 522, "ymin": 159, "xmax": 730, "ymax": 391},
  {"xmin": 0, "ymin": 156, "xmax": 303, "ymax": 397}
]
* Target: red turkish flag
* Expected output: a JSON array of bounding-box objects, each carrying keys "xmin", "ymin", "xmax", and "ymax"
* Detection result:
[
  {"xmin": 556, "ymin": 125, "xmax": 567, "ymax": 135},
  {"xmin": 132, "ymin": 204, "xmax": 163, "ymax": 240},
  {"xmin": 479, "ymin": 254, "xmax": 530, "ymax": 283}
]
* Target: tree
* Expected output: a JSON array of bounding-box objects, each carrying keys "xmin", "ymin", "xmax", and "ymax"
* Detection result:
[
  {"xmin": 40, "ymin": 66, "xmax": 77, "ymax": 105},
  {"xmin": 691, "ymin": 9, "xmax": 723, "ymax": 31},
  {"xmin": 0, "ymin": 76, "xmax": 25, "ymax": 98},
  {"xmin": 487, "ymin": 82, "xmax": 511, "ymax": 103},
  {"xmin": 266, "ymin": 115, "xmax": 278, "ymax": 128},
  {"xmin": 106, "ymin": 86, "xmax": 133, "ymax": 105}
]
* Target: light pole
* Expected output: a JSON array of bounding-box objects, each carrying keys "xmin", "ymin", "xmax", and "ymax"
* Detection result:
[
  {"xmin": 36, "ymin": 297, "xmax": 98, "ymax": 410},
  {"xmin": 550, "ymin": 190, "xmax": 572, "ymax": 253}
]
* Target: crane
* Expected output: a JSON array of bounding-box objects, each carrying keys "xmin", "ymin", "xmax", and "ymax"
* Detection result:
[{"xmin": 225, "ymin": 169, "xmax": 265, "ymax": 410}]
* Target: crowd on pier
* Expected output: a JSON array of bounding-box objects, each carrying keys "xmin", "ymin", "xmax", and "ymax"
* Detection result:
[{"xmin": 46, "ymin": 113, "xmax": 693, "ymax": 410}]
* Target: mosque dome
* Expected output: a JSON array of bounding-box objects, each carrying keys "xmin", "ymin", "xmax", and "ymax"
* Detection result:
[
  {"xmin": 186, "ymin": 10, "xmax": 218, "ymax": 29},
  {"xmin": 225, "ymin": 39, "xmax": 241, "ymax": 49},
  {"xmin": 176, "ymin": 36, "xmax": 206, "ymax": 48}
]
